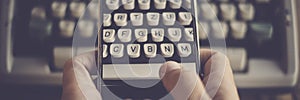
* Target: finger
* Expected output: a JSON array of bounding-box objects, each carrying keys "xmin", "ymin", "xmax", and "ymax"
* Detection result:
[
  {"xmin": 74, "ymin": 51, "xmax": 98, "ymax": 75},
  {"xmin": 159, "ymin": 61, "xmax": 211, "ymax": 100},
  {"xmin": 62, "ymin": 52, "xmax": 102, "ymax": 100},
  {"xmin": 200, "ymin": 49, "xmax": 239, "ymax": 100}
]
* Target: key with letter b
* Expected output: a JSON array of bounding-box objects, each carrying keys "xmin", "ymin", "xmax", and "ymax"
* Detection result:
[{"xmin": 144, "ymin": 44, "xmax": 157, "ymax": 58}]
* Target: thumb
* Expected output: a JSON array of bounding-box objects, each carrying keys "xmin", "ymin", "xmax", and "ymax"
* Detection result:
[
  {"xmin": 159, "ymin": 61, "xmax": 211, "ymax": 100},
  {"xmin": 62, "ymin": 52, "xmax": 102, "ymax": 100}
]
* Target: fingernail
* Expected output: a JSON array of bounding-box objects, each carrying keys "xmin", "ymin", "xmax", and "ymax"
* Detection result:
[{"xmin": 159, "ymin": 61, "xmax": 181, "ymax": 78}]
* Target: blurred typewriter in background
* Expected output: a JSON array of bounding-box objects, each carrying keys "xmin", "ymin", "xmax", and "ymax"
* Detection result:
[
  {"xmin": 0, "ymin": 0, "xmax": 298, "ymax": 90},
  {"xmin": 12, "ymin": 0, "xmax": 98, "ymax": 72}
]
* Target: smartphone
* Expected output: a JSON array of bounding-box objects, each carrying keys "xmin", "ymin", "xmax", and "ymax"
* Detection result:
[{"xmin": 97, "ymin": 0, "xmax": 201, "ymax": 99}]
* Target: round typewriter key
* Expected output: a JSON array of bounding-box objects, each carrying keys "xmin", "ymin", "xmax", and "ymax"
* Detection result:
[
  {"xmin": 199, "ymin": 3, "xmax": 218, "ymax": 20},
  {"xmin": 220, "ymin": 3, "xmax": 237, "ymax": 20},
  {"xmin": 122, "ymin": 0, "xmax": 135, "ymax": 10},
  {"xmin": 154, "ymin": 0, "xmax": 166, "ymax": 9},
  {"xmin": 51, "ymin": 1, "xmax": 67, "ymax": 18},
  {"xmin": 78, "ymin": 20, "xmax": 95, "ymax": 38},
  {"xmin": 70, "ymin": 2, "xmax": 86, "ymax": 18},
  {"xmin": 211, "ymin": 21, "xmax": 229, "ymax": 39},
  {"xmin": 114, "ymin": 13, "xmax": 128, "ymax": 26},
  {"xmin": 147, "ymin": 13, "xmax": 160, "ymax": 26},
  {"xmin": 138, "ymin": 0, "xmax": 150, "ymax": 10},
  {"xmin": 31, "ymin": 6, "xmax": 46, "ymax": 19},
  {"xmin": 130, "ymin": 13, "xmax": 143, "ymax": 26},
  {"xmin": 169, "ymin": 0, "xmax": 182, "ymax": 9},
  {"xmin": 230, "ymin": 21, "xmax": 247, "ymax": 39},
  {"xmin": 162, "ymin": 12, "xmax": 176, "ymax": 26},
  {"xmin": 239, "ymin": 3, "xmax": 255, "ymax": 21},
  {"xmin": 178, "ymin": 12, "xmax": 192, "ymax": 25},
  {"xmin": 59, "ymin": 20, "xmax": 75, "ymax": 38},
  {"xmin": 106, "ymin": 0, "xmax": 120, "ymax": 10}
]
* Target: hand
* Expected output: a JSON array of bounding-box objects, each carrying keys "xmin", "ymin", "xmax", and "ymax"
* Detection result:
[
  {"xmin": 62, "ymin": 49, "xmax": 239, "ymax": 100},
  {"xmin": 159, "ymin": 49, "xmax": 239, "ymax": 100},
  {"xmin": 62, "ymin": 51, "xmax": 101, "ymax": 100}
]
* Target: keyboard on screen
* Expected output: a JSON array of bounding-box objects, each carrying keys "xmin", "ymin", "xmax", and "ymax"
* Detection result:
[{"xmin": 99, "ymin": 0, "xmax": 201, "ymax": 80}]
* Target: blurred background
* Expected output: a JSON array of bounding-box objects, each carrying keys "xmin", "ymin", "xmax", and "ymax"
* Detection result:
[{"xmin": 0, "ymin": 0, "xmax": 300, "ymax": 100}]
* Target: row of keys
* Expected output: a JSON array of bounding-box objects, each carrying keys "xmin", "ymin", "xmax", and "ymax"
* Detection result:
[
  {"xmin": 199, "ymin": 3, "xmax": 255, "ymax": 21},
  {"xmin": 199, "ymin": 21, "xmax": 247, "ymax": 39},
  {"xmin": 202, "ymin": 47, "xmax": 247, "ymax": 71},
  {"xmin": 60, "ymin": 19, "xmax": 96, "ymax": 38},
  {"xmin": 106, "ymin": 0, "xmax": 192, "ymax": 10},
  {"xmin": 53, "ymin": 46, "xmax": 246, "ymax": 72},
  {"xmin": 29, "ymin": 18, "xmax": 95, "ymax": 39},
  {"xmin": 52, "ymin": 1, "xmax": 86, "ymax": 18},
  {"xmin": 103, "ymin": 28, "xmax": 194, "ymax": 42},
  {"xmin": 103, "ymin": 12, "xmax": 192, "ymax": 26},
  {"xmin": 103, "ymin": 43, "xmax": 192, "ymax": 58},
  {"xmin": 199, "ymin": 21, "xmax": 272, "ymax": 40},
  {"xmin": 31, "ymin": 1, "xmax": 87, "ymax": 19}
]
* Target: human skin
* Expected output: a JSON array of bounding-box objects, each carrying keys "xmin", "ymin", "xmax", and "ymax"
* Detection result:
[{"xmin": 62, "ymin": 49, "xmax": 239, "ymax": 100}]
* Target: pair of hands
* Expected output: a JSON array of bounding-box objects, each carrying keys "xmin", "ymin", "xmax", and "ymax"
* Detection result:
[{"xmin": 62, "ymin": 49, "xmax": 239, "ymax": 100}]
